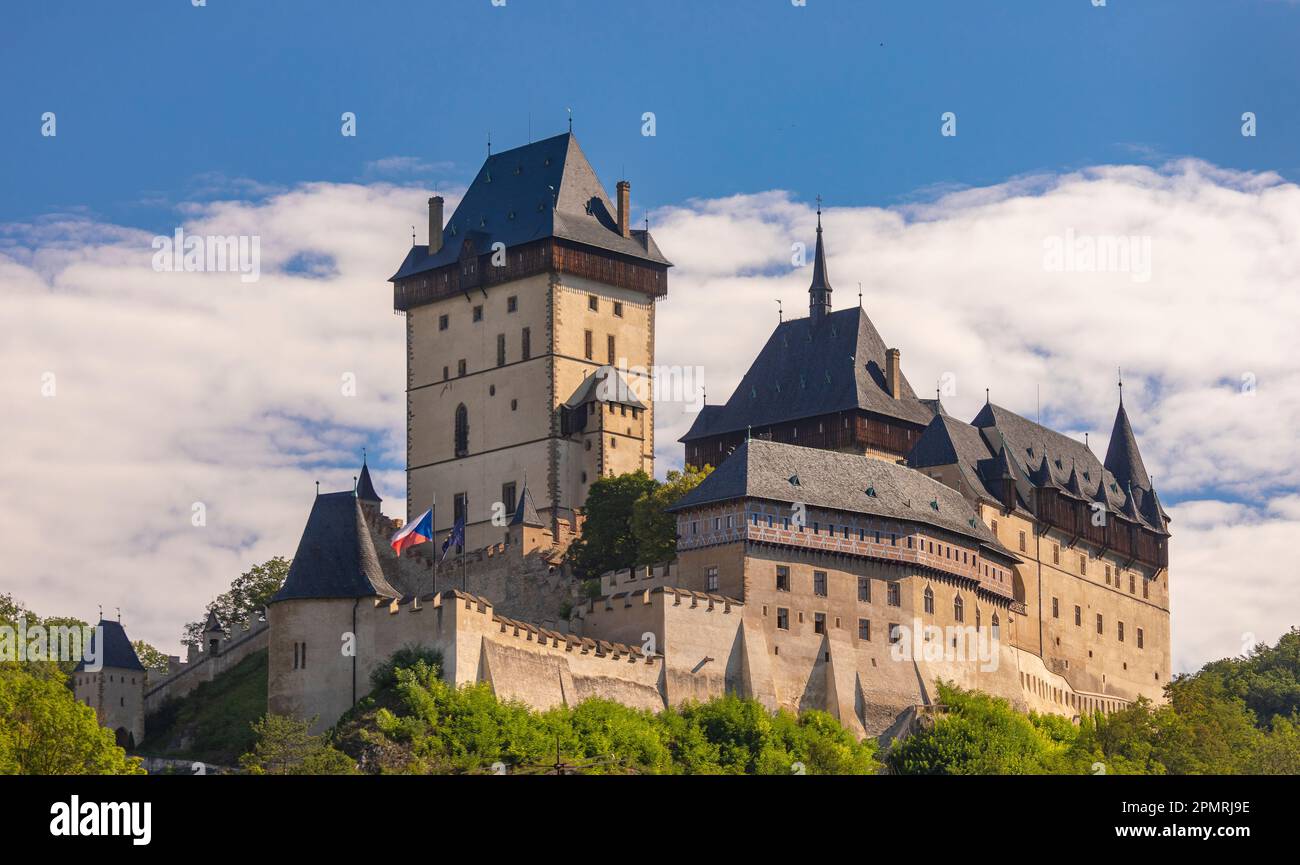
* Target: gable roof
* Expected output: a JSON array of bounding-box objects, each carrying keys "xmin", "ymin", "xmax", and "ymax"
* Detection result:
[
  {"xmin": 270, "ymin": 492, "xmax": 399, "ymax": 603},
  {"xmin": 680, "ymin": 306, "xmax": 933, "ymax": 442},
  {"xmin": 74, "ymin": 619, "xmax": 145, "ymax": 673},
  {"xmin": 668, "ymin": 438, "xmax": 1015, "ymax": 558},
  {"xmin": 390, "ymin": 133, "xmax": 670, "ymax": 282}
]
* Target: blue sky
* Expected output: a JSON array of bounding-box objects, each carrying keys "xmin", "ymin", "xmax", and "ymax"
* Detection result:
[{"xmin": 5, "ymin": 0, "xmax": 1299, "ymax": 230}]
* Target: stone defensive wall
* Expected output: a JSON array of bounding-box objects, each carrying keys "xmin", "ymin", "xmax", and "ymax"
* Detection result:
[
  {"xmin": 144, "ymin": 616, "xmax": 269, "ymax": 715},
  {"xmin": 269, "ymin": 589, "xmax": 663, "ymax": 734},
  {"xmin": 573, "ymin": 584, "xmax": 1132, "ymax": 739}
]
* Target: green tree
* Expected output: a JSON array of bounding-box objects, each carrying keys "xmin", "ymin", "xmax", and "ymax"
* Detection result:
[
  {"xmin": 132, "ymin": 640, "xmax": 170, "ymax": 675},
  {"xmin": 630, "ymin": 464, "xmax": 713, "ymax": 566},
  {"xmin": 239, "ymin": 713, "xmax": 356, "ymax": 775},
  {"xmin": 889, "ymin": 683, "xmax": 1054, "ymax": 775},
  {"xmin": 567, "ymin": 471, "xmax": 658, "ymax": 579},
  {"xmin": 183, "ymin": 557, "xmax": 289, "ymax": 647},
  {"xmin": 0, "ymin": 666, "xmax": 144, "ymax": 775}
]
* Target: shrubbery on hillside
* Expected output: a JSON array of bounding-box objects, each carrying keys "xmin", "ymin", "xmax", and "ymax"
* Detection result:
[{"xmin": 315, "ymin": 650, "xmax": 878, "ymax": 775}]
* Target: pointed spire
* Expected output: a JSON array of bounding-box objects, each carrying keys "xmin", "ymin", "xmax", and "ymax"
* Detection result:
[
  {"xmin": 356, "ymin": 451, "xmax": 382, "ymax": 503},
  {"xmin": 1103, "ymin": 394, "xmax": 1152, "ymax": 493},
  {"xmin": 809, "ymin": 196, "xmax": 833, "ymax": 324},
  {"xmin": 203, "ymin": 609, "xmax": 225, "ymax": 634},
  {"xmin": 509, "ymin": 482, "xmax": 544, "ymax": 528}
]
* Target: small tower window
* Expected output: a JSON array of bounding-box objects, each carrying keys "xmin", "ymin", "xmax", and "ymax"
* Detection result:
[{"xmin": 454, "ymin": 404, "xmax": 469, "ymax": 457}]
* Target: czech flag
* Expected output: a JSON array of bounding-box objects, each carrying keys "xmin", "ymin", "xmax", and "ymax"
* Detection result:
[{"xmin": 391, "ymin": 508, "xmax": 433, "ymax": 555}]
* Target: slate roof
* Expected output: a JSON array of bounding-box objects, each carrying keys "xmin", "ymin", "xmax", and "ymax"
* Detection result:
[
  {"xmin": 203, "ymin": 609, "xmax": 224, "ymax": 634},
  {"xmin": 74, "ymin": 619, "xmax": 145, "ymax": 673},
  {"xmin": 679, "ymin": 306, "xmax": 934, "ymax": 442},
  {"xmin": 270, "ymin": 492, "xmax": 399, "ymax": 603},
  {"xmin": 1103, "ymin": 400, "xmax": 1152, "ymax": 494},
  {"xmin": 905, "ymin": 401, "xmax": 1168, "ymax": 535},
  {"xmin": 356, "ymin": 457, "xmax": 382, "ymax": 503},
  {"xmin": 564, "ymin": 365, "xmax": 647, "ymax": 410},
  {"xmin": 510, "ymin": 484, "xmax": 544, "ymax": 528},
  {"xmin": 910, "ymin": 412, "xmax": 1005, "ymax": 508},
  {"xmin": 809, "ymin": 215, "xmax": 833, "ymax": 316},
  {"xmin": 667, "ymin": 438, "xmax": 1016, "ymax": 559},
  {"xmin": 390, "ymin": 133, "xmax": 670, "ymax": 282}
]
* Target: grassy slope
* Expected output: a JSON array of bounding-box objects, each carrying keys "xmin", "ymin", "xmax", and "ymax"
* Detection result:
[{"xmin": 138, "ymin": 648, "xmax": 267, "ymax": 765}]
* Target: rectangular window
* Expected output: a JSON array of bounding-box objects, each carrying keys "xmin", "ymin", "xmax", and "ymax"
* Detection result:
[
  {"xmin": 501, "ymin": 482, "xmax": 517, "ymax": 518},
  {"xmin": 1129, "ymin": 573, "xmax": 1136, "ymax": 594},
  {"xmin": 507, "ymin": 295, "xmax": 517, "ymax": 313},
  {"xmin": 1074, "ymin": 605, "xmax": 1082, "ymax": 627},
  {"xmin": 889, "ymin": 623, "xmax": 902, "ymax": 645},
  {"xmin": 813, "ymin": 571, "xmax": 827, "ymax": 597},
  {"xmin": 439, "ymin": 314, "xmax": 449, "ymax": 331},
  {"xmin": 1118, "ymin": 621, "xmax": 1125, "ymax": 642},
  {"xmin": 1018, "ymin": 531, "xmax": 1026, "ymax": 552},
  {"xmin": 521, "ymin": 327, "xmax": 531, "ymax": 360},
  {"xmin": 588, "ymin": 295, "xmax": 598, "ymax": 311},
  {"xmin": 496, "ymin": 333, "xmax": 506, "ymax": 366},
  {"xmin": 887, "ymin": 582, "xmax": 901, "ymax": 607},
  {"xmin": 457, "ymin": 359, "xmax": 467, "ymax": 377},
  {"xmin": 613, "ymin": 301, "xmax": 623, "ymax": 317},
  {"xmin": 814, "ymin": 613, "xmax": 826, "ymax": 635},
  {"xmin": 1096, "ymin": 613, "xmax": 1104, "ymax": 635},
  {"xmin": 607, "ymin": 334, "xmax": 616, "ymax": 364},
  {"xmin": 1137, "ymin": 627, "xmax": 1144, "ymax": 649},
  {"xmin": 706, "ymin": 566, "xmax": 719, "ymax": 592},
  {"xmin": 1052, "ymin": 544, "xmax": 1060, "ymax": 565},
  {"xmin": 858, "ymin": 577, "xmax": 870, "ymax": 603},
  {"xmin": 858, "ymin": 619, "xmax": 871, "ymax": 641},
  {"xmin": 584, "ymin": 330, "xmax": 593, "ymax": 360},
  {"xmin": 1142, "ymin": 578, "xmax": 1149, "ymax": 600},
  {"xmin": 776, "ymin": 608, "xmax": 789, "ymax": 630},
  {"xmin": 776, "ymin": 566, "xmax": 790, "ymax": 592},
  {"xmin": 454, "ymin": 493, "xmax": 467, "ymax": 527},
  {"xmin": 442, "ymin": 365, "xmax": 449, "ymax": 381},
  {"xmin": 473, "ymin": 304, "xmax": 483, "ymax": 322},
  {"xmin": 1052, "ymin": 597, "xmax": 1059, "ymax": 618},
  {"xmin": 1080, "ymin": 554, "xmax": 1087, "ymax": 576}
]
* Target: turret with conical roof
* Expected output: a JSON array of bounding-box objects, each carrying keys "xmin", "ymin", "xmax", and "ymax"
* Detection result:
[{"xmin": 1103, "ymin": 384, "xmax": 1152, "ymax": 494}]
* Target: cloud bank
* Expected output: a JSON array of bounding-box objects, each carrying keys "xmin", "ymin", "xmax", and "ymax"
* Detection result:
[{"xmin": 3, "ymin": 159, "xmax": 1297, "ymax": 669}]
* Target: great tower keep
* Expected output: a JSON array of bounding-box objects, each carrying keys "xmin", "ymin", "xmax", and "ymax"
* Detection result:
[{"xmin": 389, "ymin": 133, "xmax": 670, "ymax": 550}]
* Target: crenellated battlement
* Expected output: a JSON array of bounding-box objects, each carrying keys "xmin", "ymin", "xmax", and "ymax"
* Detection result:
[{"xmin": 363, "ymin": 588, "xmax": 659, "ymax": 665}]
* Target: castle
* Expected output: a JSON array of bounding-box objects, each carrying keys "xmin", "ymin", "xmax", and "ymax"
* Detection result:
[{"xmin": 96, "ymin": 132, "xmax": 1171, "ymax": 746}]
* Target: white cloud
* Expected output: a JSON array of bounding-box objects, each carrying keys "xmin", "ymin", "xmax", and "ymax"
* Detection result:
[{"xmin": 4, "ymin": 159, "xmax": 1297, "ymax": 669}]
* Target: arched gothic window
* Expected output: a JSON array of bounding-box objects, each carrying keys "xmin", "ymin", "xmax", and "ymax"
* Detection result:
[
  {"xmin": 923, "ymin": 586, "xmax": 934, "ymax": 614},
  {"xmin": 991, "ymin": 613, "xmax": 1001, "ymax": 640},
  {"xmin": 953, "ymin": 595, "xmax": 965, "ymax": 623}
]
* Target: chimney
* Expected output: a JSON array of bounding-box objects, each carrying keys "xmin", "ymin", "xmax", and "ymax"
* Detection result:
[
  {"xmin": 616, "ymin": 181, "xmax": 631, "ymax": 238},
  {"xmin": 885, "ymin": 348, "xmax": 901, "ymax": 400},
  {"xmin": 428, "ymin": 196, "xmax": 444, "ymax": 254}
]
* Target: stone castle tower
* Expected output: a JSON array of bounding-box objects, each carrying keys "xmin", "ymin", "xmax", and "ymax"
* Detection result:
[
  {"xmin": 389, "ymin": 133, "xmax": 671, "ymax": 551},
  {"xmin": 73, "ymin": 618, "xmax": 146, "ymax": 749}
]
